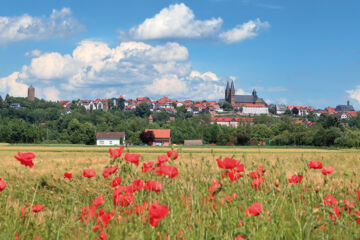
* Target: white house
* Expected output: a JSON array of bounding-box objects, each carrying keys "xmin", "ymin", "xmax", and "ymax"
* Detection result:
[
  {"xmin": 242, "ymin": 104, "xmax": 269, "ymax": 115},
  {"xmin": 96, "ymin": 132, "xmax": 125, "ymax": 146}
]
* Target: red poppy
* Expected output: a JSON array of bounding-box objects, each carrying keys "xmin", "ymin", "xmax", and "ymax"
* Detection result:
[
  {"xmin": 307, "ymin": 161, "xmax": 323, "ymax": 169},
  {"xmin": 83, "ymin": 169, "xmax": 96, "ymax": 178},
  {"xmin": 329, "ymin": 206, "xmax": 340, "ymax": 221},
  {"xmin": 141, "ymin": 161, "xmax": 155, "ymax": 173},
  {"xmin": 109, "ymin": 146, "xmax": 124, "ymax": 159},
  {"xmin": 288, "ymin": 175, "xmax": 303, "ymax": 184},
  {"xmin": 323, "ymin": 194, "xmax": 337, "ymax": 206},
  {"xmin": 113, "ymin": 193, "xmax": 134, "ymax": 207},
  {"xmin": 223, "ymin": 170, "xmax": 242, "ymax": 182},
  {"xmin": 208, "ymin": 179, "xmax": 221, "ymax": 197},
  {"xmin": 321, "ymin": 166, "xmax": 334, "ymax": 175},
  {"xmin": 132, "ymin": 179, "xmax": 145, "ymax": 190},
  {"xmin": 64, "ymin": 172, "xmax": 72, "ymax": 180},
  {"xmin": 274, "ymin": 179, "xmax": 279, "ymax": 187},
  {"xmin": 157, "ymin": 155, "xmax": 168, "ymax": 166},
  {"xmin": 156, "ymin": 165, "xmax": 178, "ymax": 178},
  {"xmin": 252, "ymin": 178, "xmax": 265, "ymax": 191},
  {"xmin": 14, "ymin": 152, "xmax": 36, "ymax": 168},
  {"xmin": 235, "ymin": 236, "xmax": 245, "ymax": 240},
  {"xmin": 99, "ymin": 232, "xmax": 107, "ymax": 240},
  {"xmin": 124, "ymin": 153, "xmax": 140, "ymax": 166},
  {"xmin": 216, "ymin": 157, "xmax": 242, "ymax": 170},
  {"xmin": 167, "ymin": 150, "xmax": 179, "ymax": 160},
  {"xmin": 342, "ymin": 200, "xmax": 354, "ymax": 214},
  {"xmin": 355, "ymin": 210, "xmax": 360, "ymax": 224},
  {"xmin": 32, "ymin": 204, "xmax": 45, "ymax": 213},
  {"xmin": 80, "ymin": 205, "xmax": 98, "ymax": 223},
  {"xmin": 93, "ymin": 195, "xmax": 106, "ymax": 208},
  {"xmin": 0, "ymin": 178, "xmax": 6, "ymax": 192},
  {"xmin": 245, "ymin": 202, "xmax": 262, "ymax": 216},
  {"xmin": 250, "ymin": 166, "xmax": 264, "ymax": 179},
  {"xmin": 357, "ymin": 190, "xmax": 360, "ymax": 201},
  {"xmin": 145, "ymin": 180, "xmax": 162, "ymax": 193},
  {"xmin": 111, "ymin": 176, "xmax": 122, "ymax": 188},
  {"xmin": 102, "ymin": 166, "xmax": 118, "ymax": 178},
  {"xmin": 149, "ymin": 203, "xmax": 169, "ymax": 226}
]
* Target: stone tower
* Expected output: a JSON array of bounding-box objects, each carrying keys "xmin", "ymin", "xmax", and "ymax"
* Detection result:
[
  {"xmin": 225, "ymin": 81, "xmax": 230, "ymax": 103},
  {"xmin": 252, "ymin": 89, "xmax": 258, "ymax": 103},
  {"xmin": 28, "ymin": 85, "xmax": 35, "ymax": 101},
  {"xmin": 230, "ymin": 80, "xmax": 235, "ymax": 105}
]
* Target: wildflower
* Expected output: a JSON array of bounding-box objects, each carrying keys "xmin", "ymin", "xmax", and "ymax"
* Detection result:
[
  {"xmin": 109, "ymin": 146, "xmax": 124, "ymax": 159},
  {"xmin": 145, "ymin": 180, "xmax": 162, "ymax": 193},
  {"xmin": 149, "ymin": 203, "xmax": 169, "ymax": 226},
  {"xmin": 329, "ymin": 206, "xmax": 340, "ymax": 221},
  {"xmin": 235, "ymin": 236, "xmax": 245, "ymax": 240},
  {"xmin": 307, "ymin": 161, "xmax": 323, "ymax": 169},
  {"xmin": 157, "ymin": 155, "xmax": 168, "ymax": 166},
  {"xmin": 99, "ymin": 232, "xmax": 107, "ymax": 240},
  {"xmin": 113, "ymin": 193, "xmax": 134, "ymax": 207},
  {"xmin": 111, "ymin": 177, "xmax": 122, "ymax": 188},
  {"xmin": 288, "ymin": 175, "xmax": 303, "ymax": 184},
  {"xmin": 274, "ymin": 179, "xmax": 279, "ymax": 187},
  {"xmin": 216, "ymin": 157, "xmax": 243, "ymax": 171},
  {"xmin": 142, "ymin": 161, "xmax": 155, "ymax": 173},
  {"xmin": 102, "ymin": 166, "xmax": 118, "ymax": 178},
  {"xmin": 356, "ymin": 189, "xmax": 360, "ymax": 201},
  {"xmin": 32, "ymin": 204, "xmax": 45, "ymax": 213},
  {"xmin": 0, "ymin": 178, "xmax": 6, "ymax": 192},
  {"xmin": 132, "ymin": 179, "xmax": 145, "ymax": 190},
  {"xmin": 322, "ymin": 167, "xmax": 334, "ymax": 176},
  {"xmin": 323, "ymin": 194, "xmax": 337, "ymax": 206},
  {"xmin": 93, "ymin": 195, "xmax": 106, "ymax": 208},
  {"xmin": 124, "ymin": 153, "xmax": 140, "ymax": 166},
  {"xmin": 252, "ymin": 178, "xmax": 265, "ymax": 191},
  {"xmin": 14, "ymin": 152, "xmax": 36, "ymax": 168},
  {"xmin": 245, "ymin": 202, "xmax": 262, "ymax": 216},
  {"xmin": 167, "ymin": 150, "xmax": 179, "ymax": 160},
  {"xmin": 83, "ymin": 169, "xmax": 96, "ymax": 178},
  {"xmin": 342, "ymin": 200, "xmax": 354, "ymax": 214},
  {"xmin": 64, "ymin": 172, "xmax": 72, "ymax": 180},
  {"xmin": 156, "ymin": 165, "xmax": 178, "ymax": 178}
]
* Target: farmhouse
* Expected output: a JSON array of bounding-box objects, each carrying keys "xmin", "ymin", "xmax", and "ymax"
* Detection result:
[
  {"xmin": 145, "ymin": 129, "xmax": 171, "ymax": 146},
  {"xmin": 96, "ymin": 132, "xmax": 125, "ymax": 146}
]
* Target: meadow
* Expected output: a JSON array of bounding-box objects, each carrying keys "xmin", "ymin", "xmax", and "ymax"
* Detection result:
[{"xmin": 0, "ymin": 144, "xmax": 359, "ymax": 239}]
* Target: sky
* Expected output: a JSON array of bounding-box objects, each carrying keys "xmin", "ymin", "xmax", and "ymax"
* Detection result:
[{"xmin": 0, "ymin": 0, "xmax": 360, "ymax": 109}]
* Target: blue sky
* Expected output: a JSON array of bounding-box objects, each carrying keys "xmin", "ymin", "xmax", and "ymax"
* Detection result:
[{"xmin": 0, "ymin": 0, "xmax": 360, "ymax": 109}]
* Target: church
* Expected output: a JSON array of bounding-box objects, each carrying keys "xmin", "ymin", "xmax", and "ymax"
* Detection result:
[{"xmin": 224, "ymin": 80, "xmax": 267, "ymax": 108}]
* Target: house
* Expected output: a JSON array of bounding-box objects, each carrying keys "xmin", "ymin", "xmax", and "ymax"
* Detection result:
[
  {"xmin": 210, "ymin": 117, "xmax": 253, "ymax": 127},
  {"xmin": 145, "ymin": 129, "xmax": 171, "ymax": 146},
  {"xmin": 96, "ymin": 132, "xmax": 125, "ymax": 146},
  {"xmin": 242, "ymin": 104, "xmax": 269, "ymax": 115},
  {"xmin": 10, "ymin": 103, "xmax": 25, "ymax": 109},
  {"xmin": 275, "ymin": 104, "xmax": 287, "ymax": 115}
]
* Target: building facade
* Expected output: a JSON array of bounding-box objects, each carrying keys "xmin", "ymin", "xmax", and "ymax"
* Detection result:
[
  {"xmin": 224, "ymin": 81, "xmax": 267, "ymax": 108},
  {"xmin": 96, "ymin": 132, "xmax": 125, "ymax": 146}
]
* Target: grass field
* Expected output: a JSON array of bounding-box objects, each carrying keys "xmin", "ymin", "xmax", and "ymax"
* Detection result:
[{"xmin": 0, "ymin": 145, "xmax": 359, "ymax": 239}]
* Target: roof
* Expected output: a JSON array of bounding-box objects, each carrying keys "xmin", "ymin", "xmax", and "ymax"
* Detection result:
[
  {"xmin": 145, "ymin": 129, "xmax": 171, "ymax": 139},
  {"xmin": 96, "ymin": 132, "xmax": 125, "ymax": 139},
  {"xmin": 148, "ymin": 115, "xmax": 153, "ymax": 119},
  {"xmin": 243, "ymin": 103, "xmax": 267, "ymax": 108}
]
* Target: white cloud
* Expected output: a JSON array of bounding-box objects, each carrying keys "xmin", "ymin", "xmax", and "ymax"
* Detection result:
[
  {"xmin": 25, "ymin": 49, "xmax": 42, "ymax": 57},
  {"xmin": 219, "ymin": 18, "xmax": 270, "ymax": 44},
  {"xmin": 0, "ymin": 8, "xmax": 83, "ymax": 44},
  {"xmin": 128, "ymin": 3, "xmax": 223, "ymax": 40},
  {"xmin": 346, "ymin": 86, "xmax": 360, "ymax": 104},
  {"xmin": 0, "ymin": 72, "xmax": 28, "ymax": 97},
  {"xmin": 0, "ymin": 40, "xmax": 227, "ymax": 101}
]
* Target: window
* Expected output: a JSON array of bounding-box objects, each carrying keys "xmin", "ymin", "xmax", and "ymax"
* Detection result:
[
  {"xmin": 109, "ymin": 141, "xmax": 112, "ymax": 144},
  {"xmin": 100, "ymin": 141, "xmax": 104, "ymax": 144}
]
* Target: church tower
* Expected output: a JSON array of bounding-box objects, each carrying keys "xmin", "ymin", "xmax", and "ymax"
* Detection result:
[
  {"xmin": 225, "ymin": 81, "xmax": 230, "ymax": 102},
  {"xmin": 230, "ymin": 80, "xmax": 235, "ymax": 105},
  {"xmin": 252, "ymin": 89, "xmax": 258, "ymax": 103}
]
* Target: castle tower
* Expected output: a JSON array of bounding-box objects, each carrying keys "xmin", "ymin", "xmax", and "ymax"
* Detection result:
[
  {"xmin": 28, "ymin": 85, "xmax": 35, "ymax": 101},
  {"xmin": 225, "ymin": 81, "xmax": 230, "ymax": 103},
  {"xmin": 252, "ymin": 89, "xmax": 258, "ymax": 103},
  {"xmin": 230, "ymin": 80, "xmax": 235, "ymax": 105}
]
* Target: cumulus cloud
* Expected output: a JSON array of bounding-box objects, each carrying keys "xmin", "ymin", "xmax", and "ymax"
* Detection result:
[
  {"xmin": 129, "ymin": 3, "xmax": 222, "ymax": 40},
  {"xmin": 0, "ymin": 72, "xmax": 28, "ymax": 97},
  {"xmin": 0, "ymin": 40, "xmax": 227, "ymax": 101},
  {"xmin": 0, "ymin": 8, "xmax": 84, "ymax": 44},
  {"xmin": 219, "ymin": 18, "xmax": 270, "ymax": 43},
  {"xmin": 347, "ymin": 86, "xmax": 360, "ymax": 104}
]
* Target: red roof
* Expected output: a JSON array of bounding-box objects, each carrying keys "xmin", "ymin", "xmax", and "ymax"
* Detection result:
[
  {"xmin": 148, "ymin": 115, "xmax": 153, "ymax": 119},
  {"xmin": 59, "ymin": 100, "xmax": 69, "ymax": 105},
  {"xmin": 243, "ymin": 103, "xmax": 266, "ymax": 108},
  {"xmin": 145, "ymin": 129, "xmax": 171, "ymax": 139},
  {"xmin": 210, "ymin": 117, "xmax": 253, "ymax": 122}
]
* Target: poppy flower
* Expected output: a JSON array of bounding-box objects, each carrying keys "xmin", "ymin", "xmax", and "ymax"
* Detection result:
[
  {"xmin": 357, "ymin": 190, "xmax": 360, "ymax": 201},
  {"xmin": 111, "ymin": 176, "xmax": 122, "ymax": 188},
  {"xmin": 149, "ymin": 203, "xmax": 169, "ymax": 226},
  {"xmin": 342, "ymin": 200, "xmax": 354, "ymax": 214},
  {"xmin": 0, "ymin": 178, "xmax": 6, "ymax": 192},
  {"xmin": 64, "ymin": 172, "xmax": 72, "ymax": 180},
  {"xmin": 250, "ymin": 166, "xmax": 264, "ymax": 179},
  {"xmin": 99, "ymin": 232, "xmax": 107, "ymax": 240},
  {"xmin": 132, "ymin": 179, "xmax": 145, "ymax": 190},
  {"xmin": 83, "ymin": 169, "xmax": 96, "ymax": 178},
  {"xmin": 252, "ymin": 178, "xmax": 265, "ymax": 191},
  {"xmin": 113, "ymin": 193, "xmax": 134, "ymax": 207},
  {"xmin": 245, "ymin": 202, "xmax": 262, "ymax": 216},
  {"xmin": 223, "ymin": 170, "xmax": 242, "ymax": 182},
  {"xmin": 235, "ymin": 236, "xmax": 245, "ymax": 240},
  {"xmin": 145, "ymin": 180, "xmax": 162, "ymax": 193},
  {"xmin": 124, "ymin": 153, "xmax": 140, "ymax": 166},
  {"xmin": 32, "ymin": 204, "xmax": 45, "ymax": 213},
  {"xmin": 102, "ymin": 166, "xmax": 118, "ymax": 178},
  {"xmin": 208, "ymin": 179, "xmax": 221, "ymax": 197},
  {"xmin": 156, "ymin": 165, "xmax": 178, "ymax": 178},
  {"xmin": 329, "ymin": 206, "xmax": 340, "ymax": 221},
  {"xmin": 93, "ymin": 195, "xmax": 106, "ymax": 208},
  {"xmin": 167, "ymin": 150, "xmax": 179, "ymax": 160},
  {"xmin": 157, "ymin": 155, "xmax": 168, "ymax": 166},
  {"xmin": 14, "ymin": 152, "xmax": 36, "ymax": 168},
  {"xmin": 109, "ymin": 146, "xmax": 124, "ymax": 159},
  {"xmin": 274, "ymin": 179, "xmax": 279, "ymax": 187},
  {"xmin": 288, "ymin": 175, "xmax": 303, "ymax": 184},
  {"xmin": 216, "ymin": 157, "xmax": 241, "ymax": 170},
  {"xmin": 80, "ymin": 205, "xmax": 98, "ymax": 223},
  {"xmin": 323, "ymin": 194, "xmax": 337, "ymax": 206},
  {"xmin": 321, "ymin": 166, "xmax": 334, "ymax": 176},
  {"xmin": 307, "ymin": 161, "xmax": 323, "ymax": 169},
  {"xmin": 141, "ymin": 161, "xmax": 155, "ymax": 173}
]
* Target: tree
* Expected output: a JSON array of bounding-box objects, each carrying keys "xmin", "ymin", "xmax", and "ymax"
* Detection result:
[
  {"xmin": 292, "ymin": 107, "xmax": 299, "ymax": 116},
  {"xmin": 284, "ymin": 109, "xmax": 292, "ymax": 115},
  {"xmin": 251, "ymin": 124, "xmax": 273, "ymax": 141},
  {"xmin": 222, "ymin": 101, "xmax": 233, "ymax": 111},
  {"xmin": 139, "ymin": 130, "xmax": 155, "ymax": 145},
  {"xmin": 237, "ymin": 133, "xmax": 250, "ymax": 145},
  {"xmin": 135, "ymin": 102, "xmax": 150, "ymax": 118}
]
